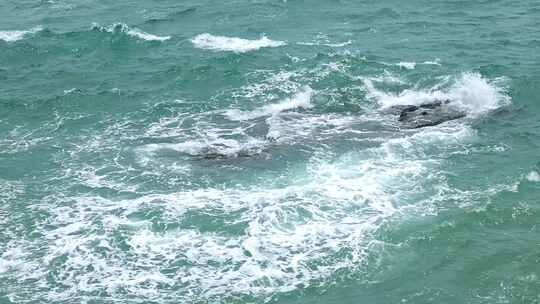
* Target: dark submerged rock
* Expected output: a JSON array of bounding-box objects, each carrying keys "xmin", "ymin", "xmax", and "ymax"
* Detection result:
[
  {"xmin": 190, "ymin": 141, "xmax": 269, "ymax": 160},
  {"xmin": 385, "ymin": 99, "xmax": 466, "ymax": 128}
]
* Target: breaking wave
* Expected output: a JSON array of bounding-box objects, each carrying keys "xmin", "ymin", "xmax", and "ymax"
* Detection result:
[
  {"xmin": 91, "ymin": 23, "xmax": 171, "ymax": 41},
  {"xmin": 225, "ymin": 86, "xmax": 313, "ymax": 121},
  {"xmin": 364, "ymin": 72, "xmax": 510, "ymax": 116},
  {"xmin": 0, "ymin": 27, "xmax": 42, "ymax": 42},
  {"xmin": 191, "ymin": 33, "xmax": 286, "ymax": 53},
  {"xmin": 526, "ymin": 171, "xmax": 540, "ymax": 182}
]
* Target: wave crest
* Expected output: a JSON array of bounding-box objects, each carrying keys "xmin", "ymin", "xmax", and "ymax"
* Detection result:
[
  {"xmin": 365, "ymin": 72, "xmax": 510, "ymax": 116},
  {"xmin": 225, "ymin": 86, "xmax": 313, "ymax": 121},
  {"xmin": 0, "ymin": 26, "xmax": 42, "ymax": 42},
  {"xmin": 91, "ymin": 23, "xmax": 170, "ymax": 41},
  {"xmin": 191, "ymin": 33, "xmax": 286, "ymax": 53}
]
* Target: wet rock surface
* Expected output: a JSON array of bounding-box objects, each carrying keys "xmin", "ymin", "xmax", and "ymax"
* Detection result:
[{"xmin": 385, "ymin": 100, "xmax": 466, "ymax": 128}]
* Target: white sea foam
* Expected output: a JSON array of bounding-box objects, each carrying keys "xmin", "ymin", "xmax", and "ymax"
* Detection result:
[
  {"xmin": 397, "ymin": 61, "xmax": 416, "ymax": 70},
  {"xmin": 92, "ymin": 23, "xmax": 170, "ymax": 41},
  {"xmin": 0, "ymin": 131, "xmax": 446, "ymax": 301},
  {"xmin": 0, "ymin": 126, "xmax": 52, "ymax": 154},
  {"xmin": 297, "ymin": 32, "xmax": 352, "ymax": 48},
  {"xmin": 227, "ymin": 70, "xmax": 303, "ymax": 104},
  {"xmin": 0, "ymin": 78, "xmax": 484, "ymax": 300},
  {"xmin": 225, "ymin": 86, "xmax": 313, "ymax": 121},
  {"xmin": 0, "ymin": 247, "xmax": 27, "ymax": 274},
  {"xmin": 0, "ymin": 115, "xmax": 485, "ymax": 303},
  {"xmin": 125, "ymin": 27, "xmax": 170, "ymax": 41},
  {"xmin": 0, "ymin": 63, "xmax": 513, "ymax": 303},
  {"xmin": 264, "ymin": 112, "xmax": 363, "ymax": 143},
  {"xmin": 63, "ymin": 88, "xmax": 78, "ymax": 95},
  {"xmin": 422, "ymin": 59, "xmax": 442, "ymax": 66},
  {"xmin": 363, "ymin": 71, "xmax": 405, "ymax": 86},
  {"xmin": 364, "ymin": 72, "xmax": 509, "ymax": 116},
  {"xmin": 0, "ymin": 117, "xmax": 479, "ymax": 302},
  {"xmin": 191, "ymin": 33, "xmax": 286, "ymax": 53},
  {"xmin": 526, "ymin": 171, "xmax": 540, "ymax": 182},
  {"xmin": 0, "ymin": 26, "xmax": 42, "ymax": 42},
  {"xmin": 67, "ymin": 165, "xmax": 139, "ymax": 192},
  {"xmin": 142, "ymin": 137, "xmax": 266, "ymax": 158},
  {"xmin": 298, "ymin": 40, "xmax": 352, "ymax": 47}
]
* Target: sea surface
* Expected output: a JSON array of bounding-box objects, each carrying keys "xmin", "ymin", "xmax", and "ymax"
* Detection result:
[{"xmin": 1, "ymin": 1, "xmax": 540, "ymax": 303}]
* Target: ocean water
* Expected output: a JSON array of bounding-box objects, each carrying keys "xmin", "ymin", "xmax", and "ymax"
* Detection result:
[{"xmin": 1, "ymin": 0, "xmax": 540, "ymax": 303}]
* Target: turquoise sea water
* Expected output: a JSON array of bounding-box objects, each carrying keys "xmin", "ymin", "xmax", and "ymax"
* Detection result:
[{"xmin": 1, "ymin": 1, "xmax": 540, "ymax": 303}]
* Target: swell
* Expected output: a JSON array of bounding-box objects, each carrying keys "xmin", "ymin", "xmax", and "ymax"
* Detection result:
[
  {"xmin": 0, "ymin": 23, "xmax": 172, "ymax": 44},
  {"xmin": 143, "ymin": 7, "xmax": 198, "ymax": 24}
]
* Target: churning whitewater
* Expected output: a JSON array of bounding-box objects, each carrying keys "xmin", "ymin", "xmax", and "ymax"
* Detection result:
[
  {"xmin": 1, "ymin": 1, "xmax": 539, "ymax": 304},
  {"xmin": 0, "ymin": 68, "xmax": 512, "ymax": 302}
]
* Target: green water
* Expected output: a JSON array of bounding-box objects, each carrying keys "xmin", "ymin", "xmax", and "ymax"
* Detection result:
[{"xmin": 1, "ymin": 1, "xmax": 540, "ymax": 303}]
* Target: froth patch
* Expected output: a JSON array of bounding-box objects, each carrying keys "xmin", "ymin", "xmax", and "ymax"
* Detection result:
[
  {"xmin": 0, "ymin": 108, "xmax": 481, "ymax": 302},
  {"xmin": 7, "ymin": 140, "xmax": 439, "ymax": 302},
  {"xmin": 225, "ymin": 86, "xmax": 313, "ymax": 121},
  {"xmin": 141, "ymin": 137, "xmax": 266, "ymax": 159},
  {"xmin": 191, "ymin": 33, "xmax": 285, "ymax": 53},
  {"xmin": 526, "ymin": 171, "xmax": 540, "ymax": 182},
  {"xmin": 298, "ymin": 40, "xmax": 352, "ymax": 47},
  {"xmin": 422, "ymin": 59, "xmax": 442, "ymax": 66},
  {"xmin": 92, "ymin": 23, "xmax": 170, "ymax": 41},
  {"xmin": 397, "ymin": 62, "xmax": 416, "ymax": 70},
  {"xmin": 0, "ymin": 26, "xmax": 42, "ymax": 42}
]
